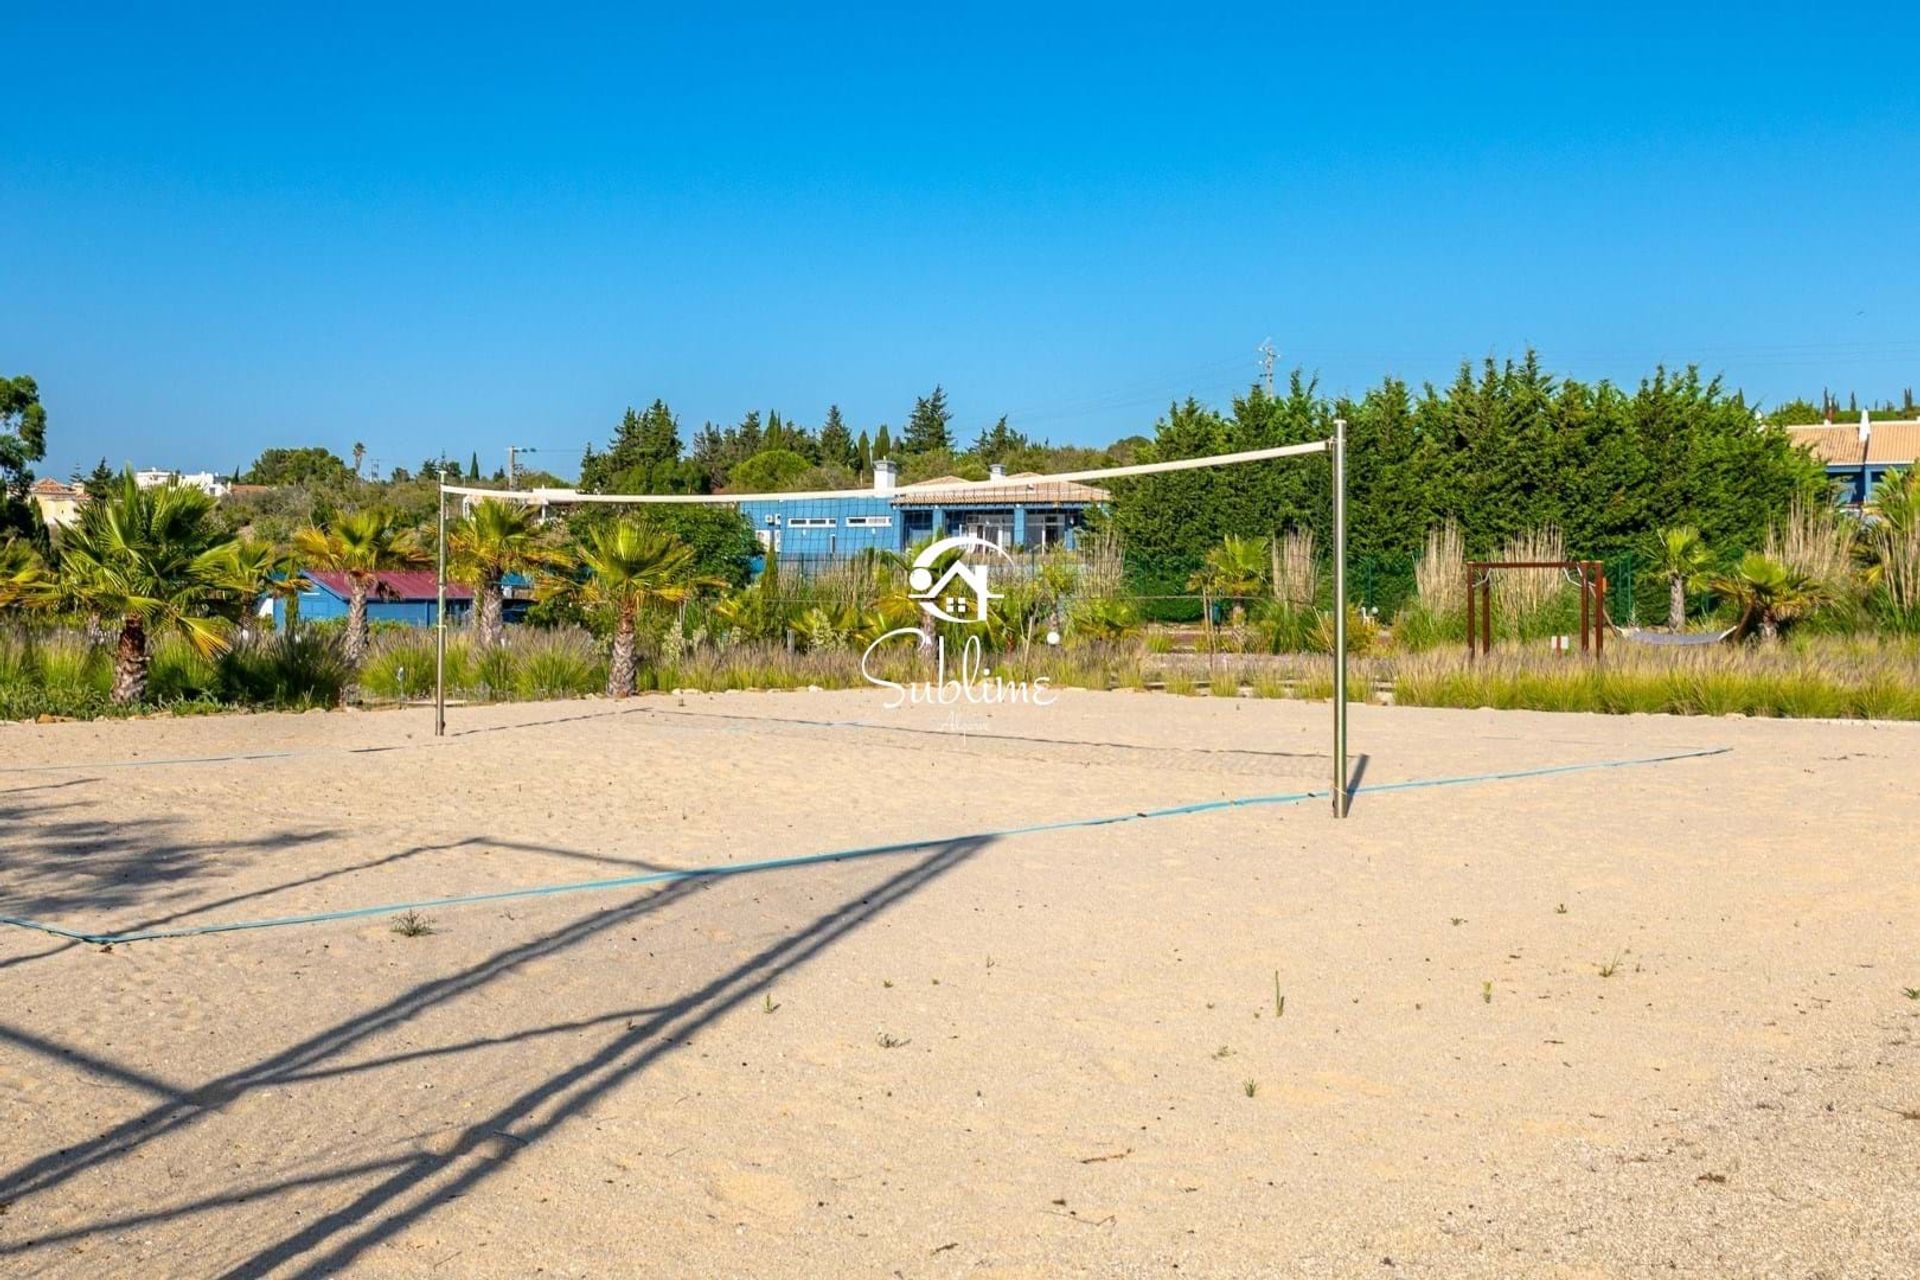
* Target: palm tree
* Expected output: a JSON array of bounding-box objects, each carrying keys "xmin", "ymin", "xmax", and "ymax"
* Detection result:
[
  {"xmin": 1187, "ymin": 534, "xmax": 1270, "ymax": 651},
  {"xmin": 1650, "ymin": 526, "xmax": 1713, "ymax": 629},
  {"xmin": 448, "ymin": 498, "xmax": 566, "ymax": 649},
  {"xmin": 577, "ymin": 519, "xmax": 721, "ymax": 697},
  {"xmin": 222, "ymin": 538, "xmax": 308, "ymax": 637},
  {"xmin": 352, "ymin": 442, "xmax": 366, "ymax": 479},
  {"xmin": 292, "ymin": 509, "xmax": 427, "ymax": 663},
  {"xmin": 0, "ymin": 537, "xmax": 50, "ymax": 614},
  {"xmin": 53, "ymin": 469, "xmax": 244, "ymax": 704},
  {"xmin": 1710, "ymin": 551, "xmax": 1829, "ymax": 641}
]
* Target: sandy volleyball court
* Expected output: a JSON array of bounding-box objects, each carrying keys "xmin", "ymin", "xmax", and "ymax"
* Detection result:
[{"xmin": 0, "ymin": 690, "xmax": 1915, "ymax": 1277}]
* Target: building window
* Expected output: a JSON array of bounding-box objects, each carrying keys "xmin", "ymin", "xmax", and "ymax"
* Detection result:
[
  {"xmin": 1025, "ymin": 509, "xmax": 1078, "ymax": 548},
  {"xmin": 787, "ymin": 517, "xmax": 836, "ymax": 528},
  {"xmin": 903, "ymin": 510, "xmax": 934, "ymax": 536},
  {"xmin": 844, "ymin": 515, "xmax": 894, "ymax": 528},
  {"xmin": 960, "ymin": 509, "xmax": 1014, "ymax": 548}
]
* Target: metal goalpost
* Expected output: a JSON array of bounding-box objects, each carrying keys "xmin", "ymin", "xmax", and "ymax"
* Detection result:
[{"xmin": 435, "ymin": 423, "xmax": 1353, "ymax": 816}]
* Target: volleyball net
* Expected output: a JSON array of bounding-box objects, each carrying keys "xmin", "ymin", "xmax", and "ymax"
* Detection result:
[{"xmin": 438, "ymin": 427, "xmax": 1353, "ymax": 815}]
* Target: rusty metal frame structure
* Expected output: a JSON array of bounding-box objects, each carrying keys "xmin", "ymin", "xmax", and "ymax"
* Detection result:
[{"xmin": 1465, "ymin": 560, "xmax": 1607, "ymax": 658}]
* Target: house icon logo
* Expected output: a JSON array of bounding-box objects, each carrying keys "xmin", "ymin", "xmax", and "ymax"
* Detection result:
[{"xmin": 907, "ymin": 535, "xmax": 1009, "ymax": 624}]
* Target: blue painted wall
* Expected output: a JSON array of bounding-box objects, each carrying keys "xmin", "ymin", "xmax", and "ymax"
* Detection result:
[
  {"xmin": 270, "ymin": 592, "xmax": 472, "ymax": 629},
  {"xmin": 734, "ymin": 493, "xmax": 1093, "ymax": 561},
  {"xmin": 1828, "ymin": 462, "xmax": 1901, "ymax": 507}
]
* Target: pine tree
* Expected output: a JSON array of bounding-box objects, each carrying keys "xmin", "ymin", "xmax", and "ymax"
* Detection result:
[
  {"xmin": 734, "ymin": 410, "xmax": 763, "ymax": 458},
  {"xmin": 79, "ymin": 457, "xmax": 116, "ymax": 500},
  {"xmin": 856, "ymin": 429, "xmax": 872, "ymax": 475},
  {"xmin": 691, "ymin": 423, "xmax": 728, "ymax": 488},
  {"xmin": 902, "ymin": 385, "xmax": 953, "ymax": 453},
  {"xmin": 820, "ymin": 405, "xmax": 855, "ymax": 470},
  {"xmin": 971, "ymin": 415, "xmax": 1027, "ymax": 462}
]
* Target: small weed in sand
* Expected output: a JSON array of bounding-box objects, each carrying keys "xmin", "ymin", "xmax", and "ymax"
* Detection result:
[
  {"xmin": 1451, "ymin": 917, "xmax": 1466, "ymax": 927},
  {"xmin": 1555, "ymin": 903, "xmax": 1568, "ymax": 915},
  {"xmin": 1481, "ymin": 981, "xmax": 1493, "ymax": 1004},
  {"xmin": 1212, "ymin": 1045, "xmax": 1234, "ymax": 1059},
  {"xmin": 1242, "ymin": 1079, "xmax": 1259, "ymax": 1098},
  {"xmin": 1903, "ymin": 987, "xmax": 1920, "ymax": 1000},
  {"xmin": 763, "ymin": 992, "xmax": 780, "ymax": 1014},
  {"xmin": 882, "ymin": 979, "xmax": 894, "ymax": 988},
  {"xmin": 876, "ymin": 1031, "xmax": 910, "ymax": 1049},
  {"xmin": 1273, "ymin": 972, "xmax": 1286, "ymax": 1018},
  {"xmin": 390, "ymin": 910, "xmax": 436, "ymax": 937},
  {"xmin": 1598, "ymin": 952, "xmax": 1622, "ymax": 978}
]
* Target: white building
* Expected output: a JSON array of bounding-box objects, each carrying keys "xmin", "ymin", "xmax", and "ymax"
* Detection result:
[{"xmin": 134, "ymin": 469, "xmax": 231, "ymax": 498}]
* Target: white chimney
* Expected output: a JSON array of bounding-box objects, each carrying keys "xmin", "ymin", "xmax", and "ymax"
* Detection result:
[
  {"xmin": 873, "ymin": 458, "xmax": 898, "ymax": 496},
  {"xmin": 988, "ymin": 463, "xmax": 1006, "ymax": 482},
  {"xmin": 1859, "ymin": 410, "xmax": 1872, "ymax": 447}
]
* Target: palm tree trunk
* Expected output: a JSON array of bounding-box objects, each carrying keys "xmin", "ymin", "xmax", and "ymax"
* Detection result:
[
  {"xmin": 1759, "ymin": 615, "xmax": 1779, "ymax": 641},
  {"xmin": 1668, "ymin": 575, "xmax": 1686, "ymax": 630},
  {"xmin": 111, "ymin": 616, "xmax": 147, "ymax": 705},
  {"xmin": 477, "ymin": 575, "xmax": 504, "ymax": 649},
  {"xmin": 284, "ymin": 592, "xmax": 301, "ymax": 640},
  {"xmin": 608, "ymin": 606, "xmax": 637, "ymax": 697},
  {"xmin": 345, "ymin": 581, "xmax": 370, "ymax": 664}
]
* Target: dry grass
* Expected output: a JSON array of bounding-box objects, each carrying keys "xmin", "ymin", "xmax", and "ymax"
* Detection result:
[
  {"xmin": 1491, "ymin": 526, "xmax": 1573, "ymax": 627},
  {"xmin": 1392, "ymin": 637, "xmax": 1920, "ymax": 719},
  {"xmin": 1414, "ymin": 520, "xmax": 1466, "ymax": 617},
  {"xmin": 1766, "ymin": 497, "xmax": 1856, "ymax": 597}
]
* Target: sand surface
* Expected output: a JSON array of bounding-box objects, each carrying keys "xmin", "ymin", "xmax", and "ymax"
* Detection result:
[{"xmin": 1, "ymin": 689, "xmax": 1915, "ymax": 1277}]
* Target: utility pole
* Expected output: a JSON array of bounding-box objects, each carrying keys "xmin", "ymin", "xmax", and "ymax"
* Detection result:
[
  {"xmin": 1257, "ymin": 339, "xmax": 1277, "ymax": 397},
  {"xmin": 507, "ymin": 445, "xmax": 541, "ymax": 490}
]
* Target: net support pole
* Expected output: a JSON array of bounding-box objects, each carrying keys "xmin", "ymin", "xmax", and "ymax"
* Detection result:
[
  {"xmin": 1331, "ymin": 416, "xmax": 1349, "ymax": 818},
  {"xmin": 434, "ymin": 484, "xmax": 447, "ymax": 737}
]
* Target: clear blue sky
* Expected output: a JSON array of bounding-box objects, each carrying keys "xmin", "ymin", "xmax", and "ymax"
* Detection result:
[{"xmin": 5, "ymin": 3, "xmax": 1917, "ymax": 482}]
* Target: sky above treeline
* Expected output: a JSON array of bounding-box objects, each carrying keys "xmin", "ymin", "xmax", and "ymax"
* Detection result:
[{"xmin": 4, "ymin": 3, "xmax": 1917, "ymax": 481}]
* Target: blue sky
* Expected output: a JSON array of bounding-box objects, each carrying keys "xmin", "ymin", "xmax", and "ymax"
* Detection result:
[{"xmin": 4, "ymin": 3, "xmax": 1917, "ymax": 481}]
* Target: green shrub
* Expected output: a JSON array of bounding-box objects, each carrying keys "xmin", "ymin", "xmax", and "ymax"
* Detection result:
[
  {"xmin": 148, "ymin": 634, "xmax": 219, "ymax": 703},
  {"xmin": 509, "ymin": 629, "xmax": 605, "ymax": 699},
  {"xmin": 214, "ymin": 632, "xmax": 352, "ymax": 709}
]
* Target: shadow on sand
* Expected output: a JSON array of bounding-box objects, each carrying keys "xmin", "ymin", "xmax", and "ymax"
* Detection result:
[{"xmin": 0, "ymin": 831, "xmax": 987, "ymax": 1276}]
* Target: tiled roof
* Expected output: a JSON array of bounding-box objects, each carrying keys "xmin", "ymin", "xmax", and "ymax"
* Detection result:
[
  {"xmin": 1787, "ymin": 421, "xmax": 1920, "ymax": 467},
  {"xmin": 304, "ymin": 570, "xmax": 472, "ymax": 602},
  {"xmin": 30, "ymin": 478, "xmax": 81, "ymax": 497},
  {"xmin": 891, "ymin": 471, "xmax": 1112, "ymax": 506}
]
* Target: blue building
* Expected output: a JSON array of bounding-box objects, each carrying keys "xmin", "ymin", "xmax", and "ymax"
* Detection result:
[
  {"xmin": 263, "ymin": 570, "xmax": 535, "ymax": 629},
  {"xmin": 1789, "ymin": 420, "xmax": 1919, "ymax": 511},
  {"xmin": 734, "ymin": 461, "xmax": 1110, "ymax": 562}
]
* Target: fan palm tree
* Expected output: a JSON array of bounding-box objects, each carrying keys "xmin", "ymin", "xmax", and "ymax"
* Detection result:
[
  {"xmin": 292, "ymin": 509, "xmax": 427, "ymax": 663},
  {"xmin": 577, "ymin": 519, "xmax": 722, "ymax": 697},
  {"xmin": 448, "ymin": 498, "xmax": 567, "ymax": 649},
  {"xmin": 1710, "ymin": 551, "xmax": 1829, "ymax": 641},
  {"xmin": 53, "ymin": 469, "xmax": 245, "ymax": 704},
  {"xmin": 0, "ymin": 537, "xmax": 50, "ymax": 612},
  {"xmin": 1187, "ymin": 534, "xmax": 1270, "ymax": 650},
  {"xmin": 220, "ymin": 538, "xmax": 309, "ymax": 636},
  {"xmin": 1650, "ymin": 525, "xmax": 1713, "ymax": 629}
]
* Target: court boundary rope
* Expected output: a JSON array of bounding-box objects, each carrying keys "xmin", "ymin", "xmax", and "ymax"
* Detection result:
[{"xmin": 0, "ymin": 746, "xmax": 1729, "ymax": 946}]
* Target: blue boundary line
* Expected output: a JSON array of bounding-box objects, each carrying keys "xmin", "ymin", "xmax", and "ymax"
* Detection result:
[{"xmin": 0, "ymin": 746, "xmax": 1728, "ymax": 946}]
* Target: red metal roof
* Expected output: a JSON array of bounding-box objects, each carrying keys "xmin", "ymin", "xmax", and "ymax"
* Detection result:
[{"xmin": 304, "ymin": 570, "xmax": 472, "ymax": 602}]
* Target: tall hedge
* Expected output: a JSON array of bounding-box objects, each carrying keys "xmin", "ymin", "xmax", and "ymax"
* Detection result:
[{"xmin": 1107, "ymin": 354, "xmax": 1826, "ymax": 585}]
